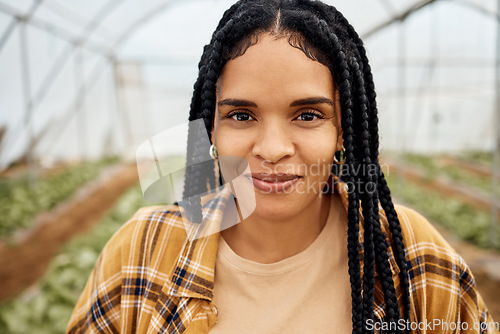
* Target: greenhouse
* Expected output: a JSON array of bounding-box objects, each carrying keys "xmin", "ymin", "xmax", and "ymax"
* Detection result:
[{"xmin": 0, "ymin": 0, "xmax": 499, "ymax": 332}]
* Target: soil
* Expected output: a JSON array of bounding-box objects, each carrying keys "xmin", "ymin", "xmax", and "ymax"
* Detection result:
[
  {"xmin": 0, "ymin": 163, "xmax": 139, "ymax": 301},
  {"xmin": 388, "ymin": 163, "xmax": 500, "ymax": 220}
]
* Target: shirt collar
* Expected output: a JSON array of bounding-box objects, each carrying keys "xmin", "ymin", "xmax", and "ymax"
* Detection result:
[{"xmin": 166, "ymin": 184, "xmax": 232, "ymax": 301}]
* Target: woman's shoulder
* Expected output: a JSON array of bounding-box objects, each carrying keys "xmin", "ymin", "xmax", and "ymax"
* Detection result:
[
  {"xmin": 113, "ymin": 204, "xmax": 187, "ymax": 241},
  {"xmin": 67, "ymin": 204, "xmax": 194, "ymax": 333},
  {"xmin": 389, "ymin": 206, "xmax": 497, "ymax": 329},
  {"xmin": 392, "ymin": 204, "xmax": 454, "ymax": 252},
  {"xmin": 389, "ymin": 205, "xmax": 470, "ymax": 290},
  {"xmin": 101, "ymin": 204, "xmax": 189, "ymax": 271},
  {"xmin": 389, "ymin": 204, "xmax": 466, "ymax": 268}
]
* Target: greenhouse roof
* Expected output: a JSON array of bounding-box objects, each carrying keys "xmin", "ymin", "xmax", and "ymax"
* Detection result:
[{"xmin": 0, "ymin": 0, "xmax": 499, "ymax": 168}]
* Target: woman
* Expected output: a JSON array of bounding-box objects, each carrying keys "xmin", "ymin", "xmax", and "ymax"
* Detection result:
[{"xmin": 67, "ymin": 0, "xmax": 497, "ymax": 333}]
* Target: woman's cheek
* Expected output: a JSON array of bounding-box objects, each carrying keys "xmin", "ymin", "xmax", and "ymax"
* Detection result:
[
  {"xmin": 214, "ymin": 127, "xmax": 253, "ymax": 157},
  {"xmin": 298, "ymin": 131, "xmax": 337, "ymax": 158}
]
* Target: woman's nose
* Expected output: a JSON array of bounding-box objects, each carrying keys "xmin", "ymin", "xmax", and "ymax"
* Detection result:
[{"xmin": 251, "ymin": 122, "xmax": 295, "ymax": 164}]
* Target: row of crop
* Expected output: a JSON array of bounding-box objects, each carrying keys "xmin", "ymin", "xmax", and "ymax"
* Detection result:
[
  {"xmin": 461, "ymin": 151, "xmax": 494, "ymax": 166},
  {"xmin": 385, "ymin": 173, "xmax": 498, "ymax": 250},
  {"xmin": 401, "ymin": 153, "xmax": 492, "ymax": 194},
  {"xmin": 0, "ymin": 158, "xmax": 118, "ymax": 238},
  {"xmin": 0, "ymin": 183, "xmax": 150, "ymax": 334}
]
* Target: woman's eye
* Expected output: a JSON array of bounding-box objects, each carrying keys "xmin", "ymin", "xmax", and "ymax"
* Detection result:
[
  {"xmin": 229, "ymin": 112, "xmax": 253, "ymax": 121},
  {"xmin": 297, "ymin": 112, "xmax": 323, "ymax": 122}
]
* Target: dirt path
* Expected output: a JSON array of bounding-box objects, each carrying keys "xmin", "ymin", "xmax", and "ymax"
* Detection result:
[{"xmin": 0, "ymin": 163, "xmax": 139, "ymax": 301}]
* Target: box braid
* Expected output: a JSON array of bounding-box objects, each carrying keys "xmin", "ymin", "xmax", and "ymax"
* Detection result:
[
  {"xmin": 353, "ymin": 55, "xmax": 403, "ymax": 331},
  {"xmin": 317, "ymin": 5, "xmax": 412, "ymax": 325},
  {"xmin": 182, "ymin": 1, "xmax": 410, "ymax": 333},
  {"xmin": 352, "ymin": 56, "xmax": 377, "ymax": 330},
  {"xmin": 310, "ymin": 1, "xmax": 412, "ymax": 326}
]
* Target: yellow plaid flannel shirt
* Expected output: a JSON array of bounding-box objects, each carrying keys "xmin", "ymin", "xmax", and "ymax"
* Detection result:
[{"xmin": 67, "ymin": 181, "xmax": 498, "ymax": 333}]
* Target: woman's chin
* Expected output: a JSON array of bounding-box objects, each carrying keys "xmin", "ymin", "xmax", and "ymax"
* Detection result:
[{"xmin": 250, "ymin": 193, "xmax": 304, "ymax": 221}]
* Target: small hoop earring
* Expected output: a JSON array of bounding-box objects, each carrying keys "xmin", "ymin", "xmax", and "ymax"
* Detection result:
[
  {"xmin": 209, "ymin": 144, "xmax": 218, "ymax": 160},
  {"xmin": 333, "ymin": 147, "xmax": 346, "ymax": 165}
]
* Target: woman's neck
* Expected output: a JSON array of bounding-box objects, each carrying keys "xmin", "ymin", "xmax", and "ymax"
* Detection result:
[{"xmin": 220, "ymin": 194, "xmax": 335, "ymax": 264}]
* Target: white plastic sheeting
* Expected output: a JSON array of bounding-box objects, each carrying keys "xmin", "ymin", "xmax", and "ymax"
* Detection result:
[{"xmin": 0, "ymin": 0, "xmax": 497, "ymax": 168}]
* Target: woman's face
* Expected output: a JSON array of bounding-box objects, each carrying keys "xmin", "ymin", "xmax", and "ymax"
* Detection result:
[{"xmin": 212, "ymin": 33, "xmax": 342, "ymax": 221}]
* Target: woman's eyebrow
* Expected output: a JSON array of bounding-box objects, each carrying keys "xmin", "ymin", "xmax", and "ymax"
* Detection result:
[
  {"xmin": 217, "ymin": 97, "xmax": 333, "ymax": 108},
  {"xmin": 290, "ymin": 97, "xmax": 334, "ymax": 106},
  {"xmin": 218, "ymin": 99, "xmax": 258, "ymax": 107}
]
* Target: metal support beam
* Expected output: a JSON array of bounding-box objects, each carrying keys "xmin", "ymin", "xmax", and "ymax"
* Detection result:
[
  {"xmin": 39, "ymin": 58, "xmax": 108, "ymax": 157},
  {"xmin": 429, "ymin": 8, "xmax": 440, "ymax": 154},
  {"xmin": 454, "ymin": 0, "xmax": 500, "ymax": 21},
  {"xmin": 0, "ymin": 2, "xmax": 111, "ymax": 54},
  {"xmin": 363, "ymin": 0, "xmax": 500, "ymax": 40},
  {"xmin": 74, "ymin": 46, "xmax": 87, "ymax": 161},
  {"xmin": 25, "ymin": 0, "xmax": 127, "ymax": 118},
  {"xmin": 0, "ymin": 0, "xmax": 43, "ymax": 53},
  {"xmin": 395, "ymin": 17, "xmax": 409, "ymax": 187},
  {"xmin": 491, "ymin": 0, "xmax": 500, "ymax": 247},
  {"xmin": 42, "ymin": 0, "xmax": 117, "ymax": 42},
  {"xmin": 398, "ymin": 20, "xmax": 407, "ymax": 154},
  {"xmin": 112, "ymin": 60, "xmax": 134, "ymax": 148},
  {"xmin": 0, "ymin": 19, "xmax": 17, "ymax": 52},
  {"xmin": 19, "ymin": 21, "xmax": 35, "ymax": 185},
  {"xmin": 0, "ymin": 0, "xmax": 126, "ymax": 165},
  {"xmin": 376, "ymin": 0, "xmax": 396, "ymax": 17},
  {"xmin": 105, "ymin": 60, "xmax": 117, "ymax": 157},
  {"xmin": 362, "ymin": 0, "xmax": 438, "ymax": 39}
]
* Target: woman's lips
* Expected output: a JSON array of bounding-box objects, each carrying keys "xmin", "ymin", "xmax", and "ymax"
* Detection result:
[{"xmin": 249, "ymin": 173, "xmax": 301, "ymax": 193}]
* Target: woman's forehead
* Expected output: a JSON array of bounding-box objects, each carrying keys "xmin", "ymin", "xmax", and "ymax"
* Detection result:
[{"xmin": 217, "ymin": 33, "xmax": 335, "ymax": 101}]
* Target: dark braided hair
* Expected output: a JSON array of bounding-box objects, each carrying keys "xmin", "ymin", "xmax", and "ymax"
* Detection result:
[{"xmin": 182, "ymin": 1, "xmax": 410, "ymax": 332}]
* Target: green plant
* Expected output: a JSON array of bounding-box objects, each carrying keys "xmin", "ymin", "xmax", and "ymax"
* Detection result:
[
  {"xmin": 401, "ymin": 153, "xmax": 492, "ymax": 194},
  {"xmin": 0, "ymin": 158, "xmax": 118, "ymax": 238},
  {"xmin": 0, "ymin": 184, "xmax": 150, "ymax": 334},
  {"xmin": 386, "ymin": 174, "xmax": 498, "ymax": 250}
]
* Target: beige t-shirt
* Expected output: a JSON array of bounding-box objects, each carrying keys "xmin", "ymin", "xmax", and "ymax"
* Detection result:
[{"xmin": 210, "ymin": 196, "xmax": 352, "ymax": 334}]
